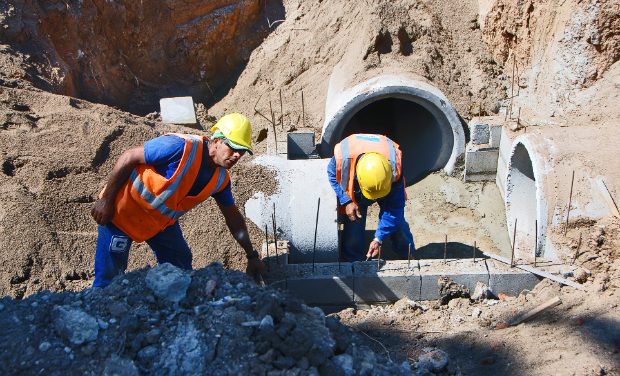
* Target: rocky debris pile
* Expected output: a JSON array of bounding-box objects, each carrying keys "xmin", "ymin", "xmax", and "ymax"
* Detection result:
[{"xmin": 0, "ymin": 263, "xmax": 413, "ymax": 375}]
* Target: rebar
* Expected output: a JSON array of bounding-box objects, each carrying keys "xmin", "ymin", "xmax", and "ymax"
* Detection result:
[
  {"xmin": 279, "ymin": 89, "xmax": 284, "ymax": 130},
  {"xmin": 301, "ymin": 89, "xmax": 305, "ymax": 128},
  {"xmin": 511, "ymin": 218, "xmax": 518, "ymax": 267},
  {"xmin": 264, "ymin": 223, "xmax": 270, "ymax": 271},
  {"xmin": 565, "ymin": 171, "xmax": 575, "ymax": 236},
  {"xmin": 473, "ymin": 241, "xmax": 476, "ymax": 263},
  {"xmin": 534, "ymin": 219, "xmax": 538, "ymax": 267},
  {"xmin": 269, "ymin": 100, "xmax": 277, "ymax": 154},
  {"xmin": 312, "ymin": 198, "xmax": 320, "ymax": 272},
  {"xmin": 444, "ymin": 234, "xmax": 447, "ymax": 264},
  {"xmin": 408, "ymin": 243, "xmax": 411, "ymax": 269}
]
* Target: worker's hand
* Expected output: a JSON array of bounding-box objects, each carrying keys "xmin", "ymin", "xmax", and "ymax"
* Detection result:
[
  {"xmin": 246, "ymin": 257, "xmax": 266, "ymax": 282},
  {"xmin": 345, "ymin": 202, "xmax": 362, "ymax": 222},
  {"xmin": 366, "ymin": 240, "xmax": 382, "ymax": 259},
  {"xmin": 91, "ymin": 198, "xmax": 115, "ymax": 225}
]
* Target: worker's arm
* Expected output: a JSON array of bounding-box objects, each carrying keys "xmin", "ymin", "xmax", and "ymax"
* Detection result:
[
  {"xmin": 218, "ymin": 203, "xmax": 265, "ymax": 278},
  {"xmin": 327, "ymin": 157, "xmax": 362, "ymax": 221},
  {"xmin": 91, "ymin": 146, "xmax": 145, "ymax": 225},
  {"xmin": 367, "ymin": 179, "xmax": 406, "ymax": 258}
]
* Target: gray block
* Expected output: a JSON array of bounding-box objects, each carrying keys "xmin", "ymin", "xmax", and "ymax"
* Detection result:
[
  {"xmin": 284, "ymin": 263, "xmax": 354, "ymax": 305},
  {"xmin": 417, "ymin": 259, "xmax": 490, "ymax": 300},
  {"xmin": 489, "ymin": 124, "xmax": 502, "ymax": 148},
  {"xmin": 159, "ymin": 97, "xmax": 197, "ymax": 124},
  {"xmin": 464, "ymin": 145, "xmax": 499, "ymax": 182},
  {"xmin": 353, "ymin": 261, "xmax": 419, "ymax": 303},
  {"xmin": 470, "ymin": 123, "xmax": 490, "ymax": 145},
  {"xmin": 287, "ymin": 133, "xmax": 316, "ymax": 159},
  {"xmin": 486, "ymin": 260, "xmax": 541, "ymax": 296}
]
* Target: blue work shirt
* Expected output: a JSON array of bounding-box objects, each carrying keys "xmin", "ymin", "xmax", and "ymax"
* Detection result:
[
  {"xmin": 143, "ymin": 135, "xmax": 234, "ymax": 207},
  {"xmin": 327, "ymin": 156, "xmax": 406, "ymax": 241}
]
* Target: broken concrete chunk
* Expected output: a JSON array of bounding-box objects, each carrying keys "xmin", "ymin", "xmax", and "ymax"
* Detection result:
[
  {"xmin": 52, "ymin": 306, "xmax": 99, "ymax": 345},
  {"xmin": 103, "ymin": 355, "xmax": 139, "ymax": 376},
  {"xmin": 438, "ymin": 276, "xmax": 470, "ymax": 305},
  {"xmin": 471, "ymin": 281, "xmax": 495, "ymax": 301},
  {"xmin": 145, "ymin": 263, "xmax": 191, "ymax": 303},
  {"xmin": 333, "ymin": 353, "xmax": 354, "ymax": 376},
  {"xmin": 416, "ymin": 348, "xmax": 449, "ymax": 373}
]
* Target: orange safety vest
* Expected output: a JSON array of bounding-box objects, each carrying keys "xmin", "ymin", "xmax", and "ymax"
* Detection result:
[
  {"xmin": 334, "ymin": 134, "xmax": 402, "ymax": 207},
  {"xmin": 110, "ymin": 133, "xmax": 230, "ymax": 242}
]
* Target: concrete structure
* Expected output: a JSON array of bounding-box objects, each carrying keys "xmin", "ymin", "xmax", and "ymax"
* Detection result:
[
  {"xmin": 320, "ymin": 74, "xmax": 466, "ymax": 185},
  {"xmin": 159, "ymin": 96, "xmax": 197, "ymax": 124},
  {"xmin": 246, "ymin": 156, "xmax": 338, "ymax": 263},
  {"xmin": 464, "ymin": 117, "xmax": 503, "ymax": 182},
  {"xmin": 262, "ymin": 242, "xmax": 541, "ymax": 308},
  {"xmin": 287, "ymin": 132, "xmax": 317, "ymax": 159}
]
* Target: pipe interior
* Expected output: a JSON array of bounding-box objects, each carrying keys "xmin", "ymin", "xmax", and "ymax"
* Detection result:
[{"xmin": 338, "ymin": 98, "xmax": 455, "ymax": 185}]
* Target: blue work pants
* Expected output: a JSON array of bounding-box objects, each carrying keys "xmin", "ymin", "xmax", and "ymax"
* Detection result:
[
  {"xmin": 340, "ymin": 205, "xmax": 415, "ymax": 262},
  {"xmin": 93, "ymin": 222, "xmax": 192, "ymax": 287}
]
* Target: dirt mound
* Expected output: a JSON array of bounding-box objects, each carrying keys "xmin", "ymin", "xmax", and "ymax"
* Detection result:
[
  {"xmin": 0, "ymin": 263, "xmax": 413, "ymax": 375},
  {"xmin": 0, "ymin": 0, "xmax": 283, "ymax": 114}
]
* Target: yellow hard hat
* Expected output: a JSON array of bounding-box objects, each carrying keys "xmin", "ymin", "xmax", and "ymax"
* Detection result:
[
  {"xmin": 356, "ymin": 152, "xmax": 392, "ymax": 200},
  {"xmin": 210, "ymin": 113, "xmax": 253, "ymax": 154}
]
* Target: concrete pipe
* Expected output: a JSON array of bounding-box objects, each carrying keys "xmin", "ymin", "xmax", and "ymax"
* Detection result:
[
  {"xmin": 499, "ymin": 125, "xmax": 620, "ymax": 262},
  {"xmin": 505, "ymin": 137, "xmax": 550, "ymax": 261},
  {"xmin": 319, "ymin": 74, "xmax": 466, "ymax": 185}
]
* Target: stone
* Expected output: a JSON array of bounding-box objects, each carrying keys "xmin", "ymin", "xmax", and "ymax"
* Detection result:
[
  {"xmin": 574, "ymin": 269, "xmax": 589, "ymax": 284},
  {"xmin": 260, "ymin": 315, "xmax": 274, "ymax": 329},
  {"xmin": 145, "ymin": 263, "xmax": 191, "ymax": 303},
  {"xmin": 472, "ymin": 307, "xmax": 482, "ymax": 317},
  {"xmin": 333, "ymin": 354, "xmax": 354, "ymax": 376},
  {"xmin": 38, "ymin": 341, "xmax": 51, "ymax": 352},
  {"xmin": 416, "ymin": 348, "xmax": 449, "ymax": 372},
  {"xmin": 103, "ymin": 355, "xmax": 139, "ymax": 376},
  {"xmin": 53, "ymin": 306, "xmax": 99, "ymax": 345},
  {"xmin": 159, "ymin": 96, "xmax": 197, "ymax": 125},
  {"xmin": 471, "ymin": 282, "xmax": 495, "ymax": 301}
]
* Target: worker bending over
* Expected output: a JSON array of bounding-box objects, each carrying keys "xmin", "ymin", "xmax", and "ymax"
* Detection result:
[
  {"xmin": 91, "ymin": 113, "xmax": 265, "ymax": 287},
  {"xmin": 328, "ymin": 133, "xmax": 415, "ymax": 261}
]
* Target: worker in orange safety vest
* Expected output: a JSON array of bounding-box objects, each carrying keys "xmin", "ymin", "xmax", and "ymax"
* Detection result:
[
  {"xmin": 328, "ymin": 133, "xmax": 415, "ymax": 261},
  {"xmin": 91, "ymin": 113, "xmax": 265, "ymax": 287}
]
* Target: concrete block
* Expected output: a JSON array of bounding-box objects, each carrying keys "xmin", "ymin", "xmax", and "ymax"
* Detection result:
[
  {"xmin": 417, "ymin": 259, "xmax": 489, "ymax": 300},
  {"xmin": 283, "ymin": 263, "xmax": 354, "ymax": 305},
  {"xmin": 159, "ymin": 97, "xmax": 197, "ymax": 124},
  {"xmin": 486, "ymin": 260, "xmax": 541, "ymax": 296},
  {"xmin": 489, "ymin": 124, "xmax": 502, "ymax": 148},
  {"xmin": 287, "ymin": 133, "xmax": 316, "ymax": 160},
  {"xmin": 245, "ymin": 157, "xmax": 339, "ymax": 263},
  {"xmin": 470, "ymin": 123, "xmax": 490, "ymax": 145},
  {"xmin": 464, "ymin": 145, "xmax": 499, "ymax": 182},
  {"xmin": 353, "ymin": 261, "xmax": 419, "ymax": 303}
]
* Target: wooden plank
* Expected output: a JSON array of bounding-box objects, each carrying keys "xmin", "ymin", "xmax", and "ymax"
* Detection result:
[
  {"xmin": 482, "ymin": 251, "xmax": 584, "ymax": 290},
  {"xmin": 596, "ymin": 177, "xmax": 620, "ymax": 219},
  {"xmin": 508, "ymin": 296, "xmax": 562, "ymax": 326}
]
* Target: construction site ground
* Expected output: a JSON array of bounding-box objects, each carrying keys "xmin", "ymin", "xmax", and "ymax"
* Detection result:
[{"xmin": 1, "ymin": 0, "xmax": 619, "ymax": 374}]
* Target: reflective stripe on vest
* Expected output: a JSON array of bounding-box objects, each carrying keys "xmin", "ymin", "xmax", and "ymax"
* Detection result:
[{"xmin": 339, "ymin": 137, "xmax": 351, "ymax": 193}]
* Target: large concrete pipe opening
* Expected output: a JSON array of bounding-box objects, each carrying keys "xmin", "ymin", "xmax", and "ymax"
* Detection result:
[
  {"xmin": 320, "ymin": 75, "xmax": 465, "ymax": 185},
  {"xmin": 506, "ymin": 142, "xmax": 542, "ymax": 260}
]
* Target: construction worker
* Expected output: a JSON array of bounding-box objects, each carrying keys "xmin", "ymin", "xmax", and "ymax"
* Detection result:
[
  {"xmin": 91, "ymin": 113, "xmax": 265, "ymax": 287},
  {"xmin": 328, "ymin": 133, "xmax": 415, "ymax": 261}
]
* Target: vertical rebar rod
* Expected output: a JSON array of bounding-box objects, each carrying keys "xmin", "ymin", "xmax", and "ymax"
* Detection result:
[
  {"xmin": 511, "ymin": 218, "xmax": 518, "ymax": 267},
  {"xmin": 272, "ymin": 208, "xmax": 279, "ymax": 264},
  {"xmin": 312, "ymin": 197, "xmax": 320, "ymax": 272},
  {"xmin": 517, "ymin": 107, "xmax": 521, "ymax": 127},
  {"xmin": 565, "ymin": 171, "xmax": 575, "ymax": 236},
  {"xmin": 279, "ymin": 89, "xmax": 284, "ymax": 130},
  {"xmin": 572, "ymin": 233, "xmax": 582, "ymax": 266},
  {"xmin": 269, "ymin": 100, "xmax": 277, "ymax": 154},
  {"xmin": 377, "ymin": 247, "xmax": 381, "ymax": 270},
  {"xmin": 301, "ymin": 89, "xmax": 305, "ymax": 128},
  {"xmin": 473, "ymin": 241, "xmax": 476, "ymax": 263},
  {"xmin": 265, "ymin": 223, "xmax": 270, "ymax": 271},
  {"xmin": 408, "ymin": 243, "xmax": 411, "ymax": 269},
  {"xmin": 444, "ymin": 234, "xmax": 448, "ymax": 264},
  {"xmin": 534, "ymin": 219, "xmax": 538, "ymax": 267}
]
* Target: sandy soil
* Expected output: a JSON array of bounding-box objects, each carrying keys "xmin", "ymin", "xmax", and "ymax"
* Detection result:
[{"xmin": 0, "ymin": 0, "xmax": 619, "ymax": 374}]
